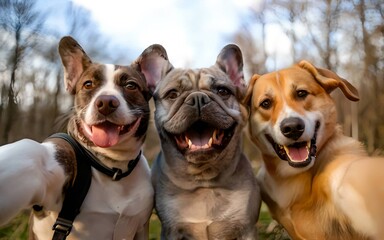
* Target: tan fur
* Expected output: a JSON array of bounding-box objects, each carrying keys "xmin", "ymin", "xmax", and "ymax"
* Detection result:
[{"xmin": 244, "ymin": 60, "xmax": 384, "ymax": 239}]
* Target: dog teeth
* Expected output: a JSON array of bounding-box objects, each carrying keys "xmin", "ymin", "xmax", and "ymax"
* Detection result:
[
  {"xmin": 183, "ymin": 132, "xmax": 215, "ymax": 150},
  {"xmin": 283, "ymin": 145, "xmax": 289, "ymax": 152},
  {"xmin": 184, "ymin": 135, "xmax": 190, "ymax": 145},
  {"xmin": 185, "ymin": 136, "xmax": 213, "ymax": 149},
  {"xmin": 212, "ymin": 129, "xmax": 225, "ymax": 145}
]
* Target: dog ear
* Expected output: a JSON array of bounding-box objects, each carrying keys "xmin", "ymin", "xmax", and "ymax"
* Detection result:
[
  {"xmin": 135, "ymin": 44, "xmax": 173, "ymax": 93},
  {"xmin": 241, "ymin": 74, "xmax": 260, "ymax": 122},
  {"xmin": 58, "ymin": 36, "xmax": 92, "ymax": 95},
  {"xmin": 242, "ymin": 74, "xmax": 260, "ymax": 107},
  {"xmin": 299, "ymin": 60, "xmax": 359, "ymax": 101},
  {"xmin": 216, "ymin": 44, "xmax": 246, "ymax": 90}
]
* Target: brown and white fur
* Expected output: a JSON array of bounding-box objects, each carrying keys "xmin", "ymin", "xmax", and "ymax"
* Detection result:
[
  {"xmin": 138, "ymin": 44, "xmax": 261, "ymax": 239},
  {"xmin": 243, "ymin": 60, "xmax": 384, "ymax": 240},
  {"xmin": 0, "ymin": 36, "xmax": 155, "ymax": 240}
]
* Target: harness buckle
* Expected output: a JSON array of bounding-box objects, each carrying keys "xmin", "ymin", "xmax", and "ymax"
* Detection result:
[
  {"xmin": 112, "ymin": 168, "xmax": 122, "ymax": 181},
  {"xmin": 52, "ymin": 217, "xmax": 73, "ymax": 236}
]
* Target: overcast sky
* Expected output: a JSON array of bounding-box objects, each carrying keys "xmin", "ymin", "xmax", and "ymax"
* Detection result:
[
  {"xmin": 68, "ymin": 0, "xmax": 268, "ymax": 68},
  {"xmin": 38, "ymin": 0, "xmax": 295, "ymax": 73}
]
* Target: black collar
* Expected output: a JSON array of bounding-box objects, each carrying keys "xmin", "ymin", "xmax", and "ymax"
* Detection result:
[{"xmin": 83, "ymin": 148, "xmax": 141, "ymax": 181}]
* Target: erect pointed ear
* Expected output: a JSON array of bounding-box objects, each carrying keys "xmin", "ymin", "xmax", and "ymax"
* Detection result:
[
  {"xmin": 241, "ymin": 74, "xmax": 260, "ymax": 122},
  {"xmin": 134, "ymin": 44, "xmax": 173, "ymax": 93},
  {"xmin": 58, "ymin": 36, "xmax": 92, "ymax": 95},
  {"xmin": 242, "ymin": 74, "xmax": 260, "ymax": 106},
  {"xmin": 216, "ymin": 44, "xmax": 245, "ymax": 90},
  {"xmin": 299, "ymin": 60, "xmax": 359, "ymax": 101}
]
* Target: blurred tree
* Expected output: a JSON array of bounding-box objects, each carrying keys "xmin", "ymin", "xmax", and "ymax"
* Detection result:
[
  {"xmin": 270, "ymin": 0, "xmax": 308, "ymax": 63},
  {"xmin": 233, "ymin": 1, "xmax": 269, "ymax": 78},
  {"xmin": 306, "ymin": 0, "xmax": 342, "ymax": 70},
  {"xmin": 0, "ymin": 0, "xmax": 132, "ymax": 145},
  {"xmin": 0, "ymin": 0, "xmax": 45, "ymax": 143},
  {"xmin": 353, "ymin": 0, "xmax": 384, "ymax": 152},
  {"xmin": 234, "ymin": 0, "xmax": 383, "ymax": 152}
]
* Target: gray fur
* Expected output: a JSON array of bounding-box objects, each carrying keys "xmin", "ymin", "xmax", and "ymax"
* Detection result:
[{"xmin": 140, "ymin": 44, "xmax": 261, "ymax": 240}]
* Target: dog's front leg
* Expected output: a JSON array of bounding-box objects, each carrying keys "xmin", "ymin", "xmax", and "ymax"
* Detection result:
[
  {"xmin": 133, "ymin": 220, "xmax": 149, "ymax": 240},
  {"xmin": 0, "ymin": 139, "xmax": 66, "ymax": 225},
  {"xmin": 207, "ymin": 220, "xmax": 256, "ymax": 240},
  {"xmin": 161, "ymin": 222, "xmax": 208, "ymax": 240},
  {"xmin": 113, "ymin": 209, "xmax": 152, "ymax": 240}
]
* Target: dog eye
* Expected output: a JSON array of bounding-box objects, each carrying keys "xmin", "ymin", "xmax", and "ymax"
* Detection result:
[
  {"xmin": 83, "ymin": 80, "xmax": 94, "ymax": 90},
  {"xmin": 260, "ymin": 99, "xmax": 272, "ymax": 109},
  {"xmin": 217, "ymin": 87, "xmax": 231, "ymax": 99},
  {"xmin": 165, "ymin": 90, "xmax": 179, "ymax": 100},
  {"xmin": 124, "ymin": 81, "xmax": 138, "ymax": 90},
  {"xmin": 296, "ymin": 90, "xmax": 309, "ymax": 99}
]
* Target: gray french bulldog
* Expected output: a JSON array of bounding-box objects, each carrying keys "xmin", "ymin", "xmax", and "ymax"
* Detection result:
[{"xmin": 137, "ymin": 44, "xmax": 261, "ymax": 239}]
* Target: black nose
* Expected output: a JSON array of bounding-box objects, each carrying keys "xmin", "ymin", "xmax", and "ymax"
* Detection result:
[
  {"xmin": 95, "ymin": 95, "xmax": 120, "ymax": 116},
  {"xmin": 185, "ymin": 92, "xmax": 211, "ymax": 108},
  {"xmin": 280, "ymin": 117, "xmax": 305, "ymax": 140}
]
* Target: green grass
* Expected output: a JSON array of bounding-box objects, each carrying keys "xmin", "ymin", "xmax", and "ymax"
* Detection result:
[
  {"xmin": 149, "ymin": 213, "xmax": 162, "ymax": 240},
  {"xmin": 257, "ymin": 205, "xmax": 291, "ymax": 240},
  {"xmin": 0, "ymin": 211, "xmax": 29, "ymax": 240},
  {"xmin": 0, "ymin": 206, "xmax": 290, "ymax": 239}
]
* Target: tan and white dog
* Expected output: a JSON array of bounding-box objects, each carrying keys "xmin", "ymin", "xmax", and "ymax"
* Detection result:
[
  {"xmin": 244, "ymin": 61, "xmax": 384, "ymax": 240},
  {"xmin": 0, "ymin": 36, "xmax": 155, "ymax": 239},
  {"xmin": 138, "ymin": 44, "xmax": 261, "ymax": 239}
]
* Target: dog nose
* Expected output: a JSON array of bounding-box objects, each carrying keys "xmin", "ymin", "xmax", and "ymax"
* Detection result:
[
  {"xmin": 95, "ymin": 95, "xmax": 120, "ymax": 115},
  {"xmin": 185, "ymin": 92, "xmax": 211, "ymax": 108},
  {"xmin": 280, "ymin": 117, "xmax": 305, "ymax": 140}
]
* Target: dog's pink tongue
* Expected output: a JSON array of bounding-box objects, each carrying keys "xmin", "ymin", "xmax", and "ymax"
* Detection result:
[
  {"xmin": 287, "ymin": 146, "xmax": 308, "ymax": 161},
  {"xmin": 91, "ymin": 122, "xmax": 120, "ymax": 148},
  {"xmin": 188, "ymin": 130, "xmax": 211, "ymax": 147}
]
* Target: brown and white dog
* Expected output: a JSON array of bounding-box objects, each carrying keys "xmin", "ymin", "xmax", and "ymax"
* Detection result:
[
  {"xmin": 0, "ymin": 36, "xmax": 155, "ymax": 239},
  {"xmin": 138, "ymin": 44, "xmax": 261, "ymax": 239},
  {"xmin": 243, "ymin": 60, "xmax": 384, "ymax": 239}
]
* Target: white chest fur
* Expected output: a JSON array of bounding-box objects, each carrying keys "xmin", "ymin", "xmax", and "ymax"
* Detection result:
[{"xmin": 32, "ymin": 157, "xmax": 153, "ymax": 240}]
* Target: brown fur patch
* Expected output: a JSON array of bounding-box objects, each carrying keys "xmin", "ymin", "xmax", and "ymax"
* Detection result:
[{"xmin": 44, "ymin": 138, "xmax": 76, "ymax": 189}]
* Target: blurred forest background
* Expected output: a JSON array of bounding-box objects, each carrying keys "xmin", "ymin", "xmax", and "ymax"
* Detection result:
[
  {"xmin": 0, "ymin": 0, "xmax": 383, "ymax": 153},
  {"xmin": 0, "ymin": 0, "xmax": 382, "ymax": 239}
]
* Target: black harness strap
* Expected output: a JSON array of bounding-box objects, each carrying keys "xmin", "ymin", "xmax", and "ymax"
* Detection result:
[
  {"xmin": 48, "ymin": 133, "xmax": 92, "ymax": 240},
  {"xmin": 84, "ymin": 148, "xmax": 141, "ymax": 181},
  {"xmin": 34, "ymin": 133, "xmax": 141, "ymax": 239}
]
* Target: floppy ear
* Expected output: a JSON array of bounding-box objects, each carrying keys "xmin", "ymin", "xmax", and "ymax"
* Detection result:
[
  {"xmin": 135, "ymin": 44, "xmax": 173, "ymax": 93},
  {"xmin": 58, "ymin": 36, "xmax": 92, "ymax": 95},
  {"xmin": 242, "ymin": 74, "xmax": 260, "ymax": 106},
  {"xmin": 216, "ymin": 44, "xmax": 245, "ymax": 90},
  {"xmin": 299, "ymin": 60, "xmax": 359, "ymax": 101}
]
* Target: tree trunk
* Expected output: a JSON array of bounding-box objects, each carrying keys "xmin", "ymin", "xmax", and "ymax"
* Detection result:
[{"xmin": 2, "ymin": 27, "xmax": 20, "ymax": 143}]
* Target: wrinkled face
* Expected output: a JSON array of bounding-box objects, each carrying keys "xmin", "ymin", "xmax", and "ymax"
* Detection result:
[
  {"xmin": 73, "ymin": 64, "xmax": 150, "ymax": 148},
  {"xmin": 153, "ymin": 66, "xmax": 246, "ymax": 163},
  {"xmin": 248, "ymin": 67, "xmax": 337, "ymax": 175}
]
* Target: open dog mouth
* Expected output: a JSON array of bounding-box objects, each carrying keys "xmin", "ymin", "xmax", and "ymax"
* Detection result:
[
  {"xmin": 266, "ymin": 122, "xmax": 320, "ymax": 168},
  {"xmin": 172, "ymin": 121, "xmax": 236, "ymax": 153},
  {"xmin": 81, "ymin": 117, "xmax": 141, "ymax": 148}
]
